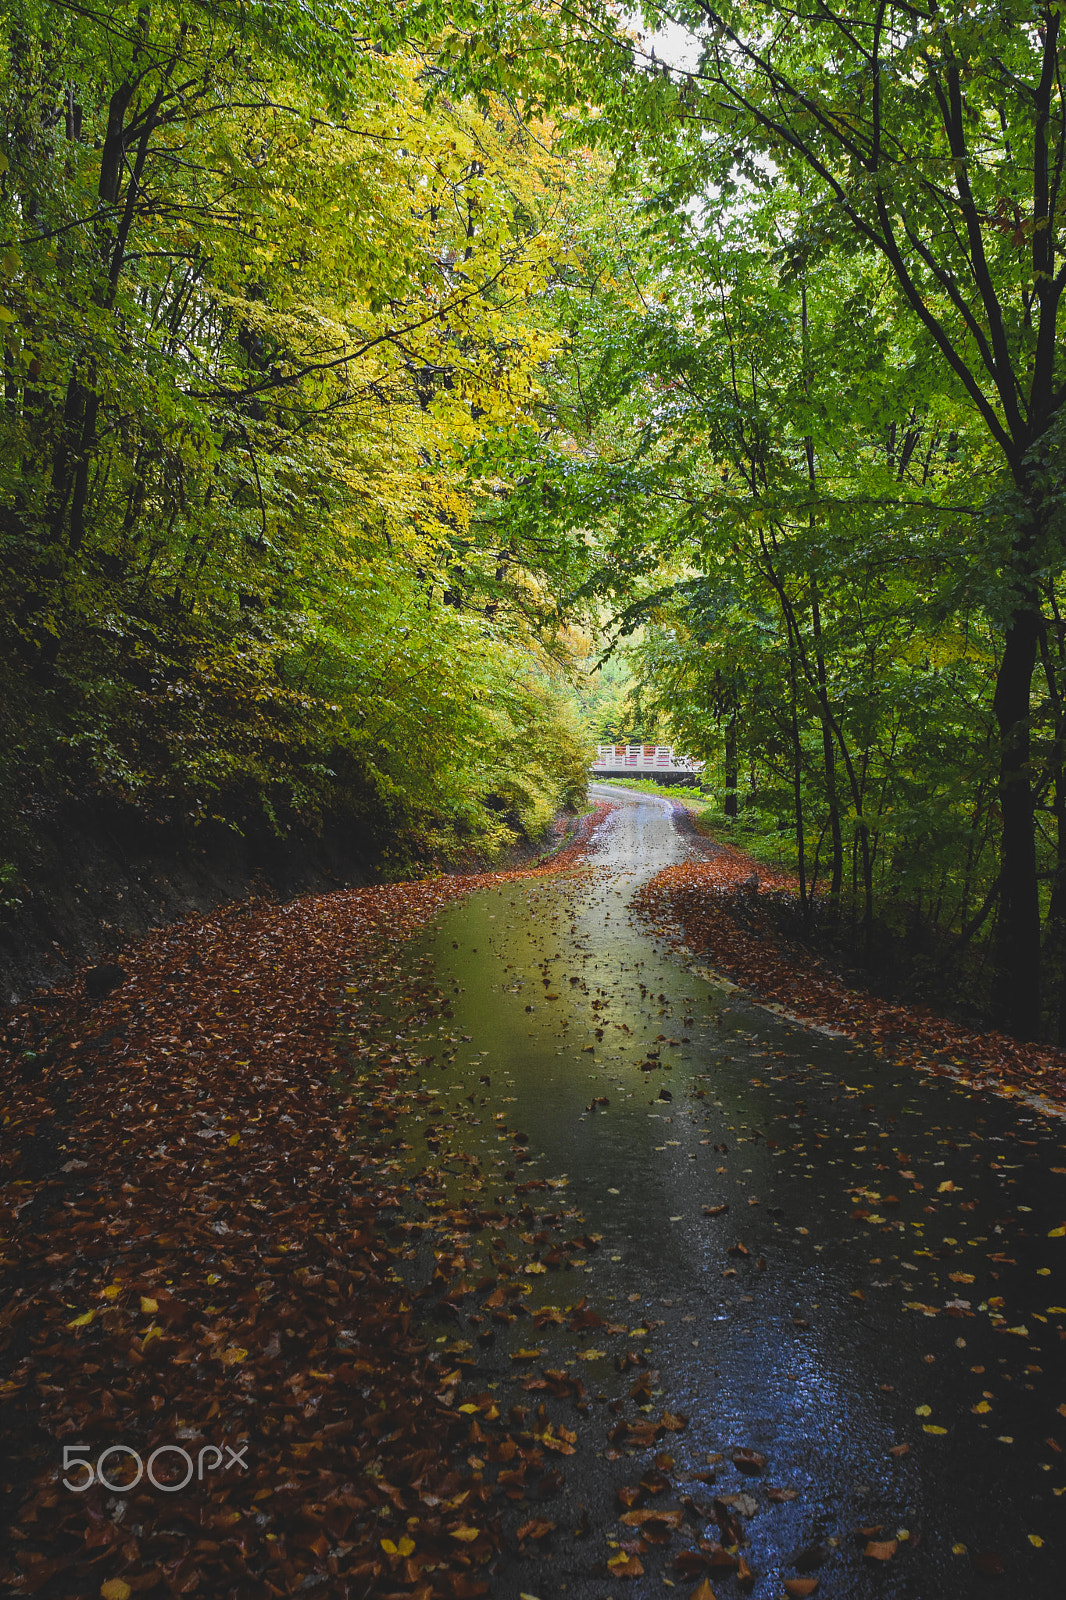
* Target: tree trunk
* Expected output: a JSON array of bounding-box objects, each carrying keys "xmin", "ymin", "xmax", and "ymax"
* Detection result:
[
  {"xmin": 810, "ymin": 573, "xmax": 843, "ymax": 914},
  {"xmin": 992, "ymin": 603, "xmax": 1042, "ymax": 1036},
  {"xmin": 787, "ymin": 637, "xmax": 808, "ymax": 925},
  {"xmin": 724, "ymin": 712, "xmax": 738, "ymax": 817}
]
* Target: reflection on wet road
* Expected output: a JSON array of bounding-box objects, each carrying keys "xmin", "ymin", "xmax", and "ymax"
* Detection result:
[{"xmin": 371, "ymin": 787, "xmax": 1066, "ymax": 1597}]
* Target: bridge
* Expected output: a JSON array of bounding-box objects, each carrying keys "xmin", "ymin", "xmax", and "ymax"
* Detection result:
[{"xmin": 589, "ymin": 745, "xmax": 704, "ymax": 785}]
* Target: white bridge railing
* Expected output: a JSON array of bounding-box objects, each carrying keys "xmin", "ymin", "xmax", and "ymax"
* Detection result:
[{"xmin": 589, "ymin": 744, "xmax": 703, "ymax": 774}]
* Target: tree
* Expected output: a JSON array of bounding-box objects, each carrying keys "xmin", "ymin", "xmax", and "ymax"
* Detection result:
[
  {"xmin": 445, "ymin": 0, "xmax": 1066, "ymax": 1033},
  {"xmin": 0, "ymin": 0, "xmax": 600, "ymax": 870},
  {"xmin": 631, "ymin": 0, "xmax": 1066, "ymax": 1031}
]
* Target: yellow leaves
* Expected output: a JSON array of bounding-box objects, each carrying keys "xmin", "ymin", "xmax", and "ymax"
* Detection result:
[
  {"xmin": 972, "ymin": 1400, "xmax": 992, "ymax": 1414},
  {"xmin": 100, "ymin": 1582, "xmax": 132, "ymax": 1600},
  {"xmin": 607, "ymin": 1550, "xmax": 644, "ymax": 1576},
  {"xmin": 1048, "ymin": 1225, "xmax": 1065, "ymax": 1237},
  {"xmin": 67, "ymin": 1310, "xmax": 95, "ymax": 1328},
  {"xmin": 914, "ymin": 1404, "xmax": 932, "ymax": 1416},
  {"xmin": 381, "ymin": 1535, "xmax": 416, "ymax": 1557},
  {"xmin": 923, "ymin": 1424, "xmax": 948, "ymax": 1435},
  {"xmin": 448, "ymin": 1525, "xmax": 481, "ymax": 1542},
  {"xmin": 219, "ymin": 1346, "xmax": 248, "ymax": 1366},
  {"xmin": 139, "ymin": 1296, "xmax": 159, "ymax": 1314}
]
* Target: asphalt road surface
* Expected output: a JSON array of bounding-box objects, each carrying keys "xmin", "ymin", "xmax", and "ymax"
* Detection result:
[{"xmin": 362, "ymin": 787, "xmax": 1066, "ymax": 1599}]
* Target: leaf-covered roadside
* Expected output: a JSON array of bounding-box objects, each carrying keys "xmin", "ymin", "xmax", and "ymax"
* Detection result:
[
  {"xmin": 0, "ymin": 811, "xmax": 609, "ymax": 1599},
  {"xmin": 636, "ymin": 819, "xmax": 1066, "ymax": 1114}
]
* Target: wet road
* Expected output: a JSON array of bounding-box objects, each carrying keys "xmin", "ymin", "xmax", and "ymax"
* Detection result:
[{"xmin": 364, "ymin": 788, "xmax": 1066, "ymax": 1597}]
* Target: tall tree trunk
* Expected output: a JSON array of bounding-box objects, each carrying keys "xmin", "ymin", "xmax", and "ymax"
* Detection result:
[
  {"xmin": 992, "ymin": 601, "xmax": 1042, "ymax": 1036},
  {"xmin": 809, "ymin": 571, "xmax": 842, "ymax": 915},
  {"xmin": 800, "ymin": 292, "xmax": 842, "ymax": 913},
  {"xmin": 787, "ymin": 634, "xmax": 809, "ymax": 926},
  {"xmin": 724, "ymin": 709, "xmax": 738, "ymax": 818}
]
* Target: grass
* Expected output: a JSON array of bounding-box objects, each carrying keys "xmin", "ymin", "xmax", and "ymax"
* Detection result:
[{"xmin": 589, "ymin": 776, "xmax": 707, "ymax": 800}]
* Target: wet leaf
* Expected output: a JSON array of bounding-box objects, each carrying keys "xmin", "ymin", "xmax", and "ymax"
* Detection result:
[
  {"xmin": 515, "ymin": 1518, "xmax": 555, "ymax": 1542},
  {"xmin": 607, "ymin": 1551, "xmax": 645, "ymax": 1577}
]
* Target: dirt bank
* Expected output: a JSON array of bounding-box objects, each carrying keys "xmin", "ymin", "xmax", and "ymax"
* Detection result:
[{"xmin": 0, "ymin": 800, "xmax": 592, "ymax": 1006}]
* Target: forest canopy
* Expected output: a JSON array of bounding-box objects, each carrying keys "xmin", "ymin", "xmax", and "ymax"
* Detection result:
[
  {"xmin": 0, "ymin": 0, "xmax": 593, "ymax": 881},
  {"xmin": 3, "ymin": 0, "xmax": 1066, "ymax": 1041}
]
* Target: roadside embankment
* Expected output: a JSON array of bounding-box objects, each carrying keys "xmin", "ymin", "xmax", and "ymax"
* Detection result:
[{"xmin": 636, "ymin": 820, "xmax": 1066, "ymax": 1115}]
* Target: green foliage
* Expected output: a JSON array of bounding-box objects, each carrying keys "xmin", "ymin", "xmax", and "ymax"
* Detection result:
[{"xmin": 0, "ymin": 0, "xmax": 597, "ymax": 872}]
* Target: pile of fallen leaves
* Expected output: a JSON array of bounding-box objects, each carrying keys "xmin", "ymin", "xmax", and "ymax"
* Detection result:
[
  {"xmin": 636, "ymin": 828, "xmax": 1066, "ymax": 1112},
  {"xmin": 0, "ymin": 808, "xmax": 612, "ymax": 1599}
]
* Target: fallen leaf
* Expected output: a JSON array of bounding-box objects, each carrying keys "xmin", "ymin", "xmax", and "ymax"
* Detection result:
[
  {"xmin": 515, "ymin": 1518, "xmax": 555, "ymax": 1542},
  {"xmin": 607, "ymin": 1551, "xmax": 644, "ymax": 1577}
]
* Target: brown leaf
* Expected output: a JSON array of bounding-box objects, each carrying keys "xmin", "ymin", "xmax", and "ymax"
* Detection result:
[
  {"xmin": 514, "ymin": 1518, "xmax": 555, "ymax": 1542},
  {"xmin": 620, "ymin": 1508, "xmax": 684, "ymax": 1529},
  {"xmin": 673, "ymin": 1549, "xmax": 710, "ymax": 1576},
  {"xmin": 607, "ymin": 1551, "xmax": 645, "ymax": 1577}
]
